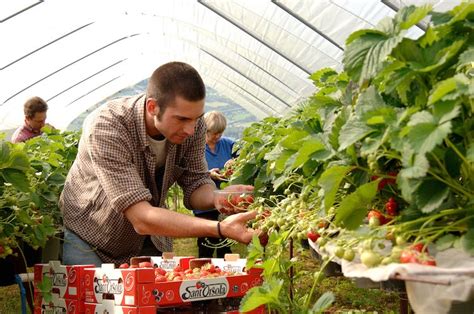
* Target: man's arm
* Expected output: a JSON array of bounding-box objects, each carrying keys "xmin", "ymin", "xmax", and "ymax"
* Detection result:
[
  {"xmin": 124, "ymin": 200, "xmax": 257, "ymax": 243},
  {"xmin": 189, "ymin": 183, "xmax": 216, "ymax": 210}
]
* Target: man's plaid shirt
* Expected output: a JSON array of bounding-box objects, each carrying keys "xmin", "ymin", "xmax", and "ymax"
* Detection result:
[{"xmin": 60, "ymin": 94, "xmax": 213, "ymax": 265}]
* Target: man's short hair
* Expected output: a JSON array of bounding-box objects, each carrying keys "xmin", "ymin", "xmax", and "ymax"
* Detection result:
[
  {"xmin": 24, "ymin": 96, "xmax": 48, "ymax": 119},
  {"xmin": 146, "ymin": 62, "xmax": 205, "ymax": 113},
  {"xmin": 204, "ymin": 111, "xmax": 227, "ymax": 134}
]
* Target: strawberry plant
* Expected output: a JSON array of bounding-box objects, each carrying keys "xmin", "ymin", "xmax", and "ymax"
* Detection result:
[
  {"xmin": 0, "ymin": 128, "xmax": 80, "ymax": 259},
  {"xmin": 214, "ymin": 191, "xmax": 254, "ymax": 214},
  {"xmin": 230, "ymin": 3, "xmax": 473, "ymax": 311}
]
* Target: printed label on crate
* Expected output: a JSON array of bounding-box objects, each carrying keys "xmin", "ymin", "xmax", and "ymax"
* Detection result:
[
  {"xmin": 150, "ymin": 256, "xmax": 193, "ymax": 271},
  {"xmin": 94, "ymin": 273, "xmax": 125, "ymax": 295},
  {"xmin": 34, "ymin": 294, "xmax": 84, "ymax": 314},
  {"xmin": 84, "ymin": 264, "xmax": 155, "ymax": 306},
  {"xmin": 211, "ymin": 258, "xmax": 247, "ymax": 273},
  {"xmin": 34, "ymin": 261, "xmax": 94, "ymax": 300},
  {"xmin": 179, "ymin": 277, "xmax": 228, "ymax": 302}
]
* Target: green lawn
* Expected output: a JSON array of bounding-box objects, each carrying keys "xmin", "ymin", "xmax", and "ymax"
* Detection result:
[{"xmin": 0, "ymin": 283, "xmax": 25, "ymax": 314}]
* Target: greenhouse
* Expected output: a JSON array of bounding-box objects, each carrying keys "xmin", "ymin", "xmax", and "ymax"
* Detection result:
[{"xmin": 0, "ymin": 0, "xmax": 473, "ymax": 313}]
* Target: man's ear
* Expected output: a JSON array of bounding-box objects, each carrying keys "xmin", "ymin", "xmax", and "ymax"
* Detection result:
[{"xmin": 145, "ymin": 98, "xmax": 159, "ymax": 116}]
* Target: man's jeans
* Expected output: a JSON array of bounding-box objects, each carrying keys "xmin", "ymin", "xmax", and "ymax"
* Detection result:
[{"xmin": 62, "ymin": 229, "xmax": 102, "ymax": 266}]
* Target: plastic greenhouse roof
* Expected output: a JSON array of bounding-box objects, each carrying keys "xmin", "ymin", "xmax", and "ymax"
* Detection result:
[{"xmin": 0, "ymin": 0, "xmax": 461, "ymax": 131}]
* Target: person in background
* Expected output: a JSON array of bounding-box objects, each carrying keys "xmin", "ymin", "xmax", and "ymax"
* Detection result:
[
  {"xmin": 7, "ymin": 96, "xmax": 53, "ymax": 312},
  {"xmin": 60, "ymin": 62, "xmax": 255, "ymax": 266},
  {"xmin": 194, "ymin": 111, "xmax": 236, "ymax": 258},
  {"xmin": 204, "ymin": 111, "xmax": 236, "ymax": 186},
  {"xmin": 11, "ymin": 96, "xmax": 51, "ymax": 143}
]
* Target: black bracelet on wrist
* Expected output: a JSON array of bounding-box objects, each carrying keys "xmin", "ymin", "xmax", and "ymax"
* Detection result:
[{"xmin": 217, "ymin": 221, "xmax": 224, "ymax": 238}]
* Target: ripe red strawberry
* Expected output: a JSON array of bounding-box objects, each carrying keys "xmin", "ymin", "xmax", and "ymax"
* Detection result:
[
  {"xmin": 385, "ymin": 197, "xmax": 398, "ymax": 216},
  {"xmin": 259, "ymin": 232, "xmax": 269, "ymax": 247},
  {"xmin": 411, "ymin": 243, "xmax": 428, "ymax": 253},
  {"xmin": 138, "ymin": 261, "xmax": 153, "ymax": 268},
  {"xmin": 231, "ymin": 194, "xmax": 243, "ymax": 206},
  {"xmin": 245, "ymin": 194, "xmax": 254, "ymax": 203},
  {"xmin": 155, "ymin": 275, "xmax": 167, "ymax": 282},
  {"xmin": 368, "ymin": 210, "xmax": 387, "ymax": 225},
  {"xmin": 207, "ymin": 264, "xmax": 216, "ymax": 273},
  {"xmin": 307, "ymin": 231, "xmax": 320, "ymax": 242}
]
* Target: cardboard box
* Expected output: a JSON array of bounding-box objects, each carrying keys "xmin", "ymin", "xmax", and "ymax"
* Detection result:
[
  {"xmin": 83, "ymin": 263, "xmax": 155, "ymax": 306},
  {"xmin": 166, "ymin": 273, "xmax": 261, "ymax": 304},
  {"xmin": 84, "ymin": 257, "xmax": 263, "ymax": 307},
  {"xmin": 34, "ymin": 294, "xmax": 84, "ymax": 314},
  {"xmin": 34, "ymin": 260, "xmax": 94, "ymax": 300},
  {"xmin": 84, "ymin": 300, "xmax": 156, "ymax": 314}
]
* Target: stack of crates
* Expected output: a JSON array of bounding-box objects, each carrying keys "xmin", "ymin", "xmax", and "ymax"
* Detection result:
[{"xmin": 33, "ymin": 261, "xmax": 94, "ymax": 313}]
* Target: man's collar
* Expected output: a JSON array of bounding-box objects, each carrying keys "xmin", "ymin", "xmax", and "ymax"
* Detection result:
[{"xmin": 23, "ymin": 121, "xmax": 40, "ymax": 134}]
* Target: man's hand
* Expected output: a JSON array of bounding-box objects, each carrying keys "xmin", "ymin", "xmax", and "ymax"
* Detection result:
[
  {"xmin": 219, "ymin": 211, "xmax": 257, "ymax": 244},
  {"xmin": 221, "ymin": 184, "xmax": 253, "ymax": 193},
  {"xmin": 214, "ymin": 185, "xmax": 254, "ymax": 214},
  {"xmin": 209, "ymin": 168, "xmax": 226, "ymax": 181},
  {"xmin": 224, "ymin": 159, "xmax": 235, "ymax": 169}
]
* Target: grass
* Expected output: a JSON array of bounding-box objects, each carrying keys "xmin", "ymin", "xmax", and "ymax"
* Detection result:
[
  {"xmin": 0, "ymin": 206, "xmax": 401, "ymax": 313},
  {"xmin": 295, "ymin": 249, "xmax": 401, "ymax": 313},
  {"xmin": 0, "ymin": 284, "xmax": 25, "ymax": 314}
]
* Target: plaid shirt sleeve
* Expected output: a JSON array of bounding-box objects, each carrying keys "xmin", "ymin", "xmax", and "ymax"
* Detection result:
[{"xmin": 88, "ymin": 112, "xmax": 152, "ymax": 213}]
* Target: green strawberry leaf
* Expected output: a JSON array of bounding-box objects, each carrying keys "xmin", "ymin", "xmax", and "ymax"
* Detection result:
[
  {"xmin": 408, "ymin": 122, "xmax": 452, "ymax": 155},
  {"xmin": 433, "ymin": 101, "xmax": 461, "ymax": 124},
  {"xmin": 414, "ymin": 179, "xmax": 450, "ymax": 213},
  {"xmin": 467, "ymin": 143, "xmax": 474, "ymax": 163},
  {"xmin": 280, "ymin": 130, "xmax": 310, "ymax": 150},
  {"xmin": 335, "ymin": 180, "xmax": 379, "ymax": 230},
  {"xmin": 435, "ymin": 234, "xmax": 457, "ymax": 251},
  {"xmin": 429, "ymin": 73, "xmax": 472, "ymax": 105},
  {"xmin": 356, "ymin": 86, "xmax": 387, "ymax": 115},
  {"xmin": 318, "ymin": 165, "xmax": 353, "ymax": 211},
  {"xmin": 461, "ymin": 229, "xmax": 474, "ymax": 256},
  {"xmin": 396, "ymin": 5, "xmax": 432, "ymax": 31},
  {"xmin": 362, "ymin": 34, "xmax": 405, "ymax": 84},
  {"xmin": 292, "ymin": 136, "xmax": 325, "ymax": 169},
  {"xmin": 2, "ymin": 169, "xmax": 30, "ymax": 192},
  {"xmin": 397, "ymin": 176, "xmax": 422, "ymax": 203},
  {"xmin": 311, "ymin": 292, "xmax": 335, "ymax": 313},
  {"xmin": 344, "ymin": 30, "xmax": 390, "ymax": 83},
  {"xmin": 240, "ymin": 278, "xmax": 283, "ymax": 312},
  {"xmin": 0, "ymin": 142, "xmax": 11, "ymax": 166},
  {"xmin": 7, "ymin": 150, "xmax": 30, "ymax": 172},
  {"xmin": 338, "ymin": 120, "xmax": 374, "ymax": 151},
  {"xmin": 456, "ymin": 47, "xmax": 474, "ymax": 71}
]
